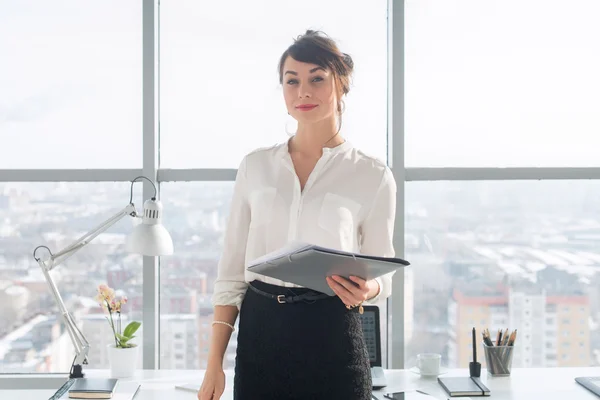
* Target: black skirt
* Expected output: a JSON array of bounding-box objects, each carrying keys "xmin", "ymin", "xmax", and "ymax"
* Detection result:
[{"xmin": 233, "ymin": 280, "xmax": 372, "ymax": 400}]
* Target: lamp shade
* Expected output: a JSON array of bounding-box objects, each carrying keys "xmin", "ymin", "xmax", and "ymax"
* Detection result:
[{"xmin": 126, "ymin": 199, "xmax": 174, "ymax": 256}]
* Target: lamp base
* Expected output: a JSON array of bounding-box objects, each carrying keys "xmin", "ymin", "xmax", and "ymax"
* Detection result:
[{"xmin": 70, "ymin": 364, "xmax": 85, "ymax": 379}]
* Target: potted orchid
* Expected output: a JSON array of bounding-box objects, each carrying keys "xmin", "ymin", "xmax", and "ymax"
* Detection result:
[{"xmin": 95, "ymin": 284, "xmax": 141, "ymax": 378}]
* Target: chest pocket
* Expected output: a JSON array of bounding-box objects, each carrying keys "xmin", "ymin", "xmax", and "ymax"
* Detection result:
[
  {"xmin": 318, "ymin": 193, "xmax": 361, "ymax": 249},
  {"xmin": 249, "ymin": 187, "xmax": 276, "ymax": 226}
]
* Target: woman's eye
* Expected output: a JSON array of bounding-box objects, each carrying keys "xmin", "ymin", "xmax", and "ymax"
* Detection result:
[
  {"xmin": 287, "ymin": 79, "xmax": 298, "ymax": 85},
  {"xmin": 312, "ymin": 77, "xmax": 324, "ymax": 82}
]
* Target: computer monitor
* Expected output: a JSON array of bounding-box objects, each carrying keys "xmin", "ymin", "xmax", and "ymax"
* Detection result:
[{"xmin": 359, "ymin": 305, "xmax": 382, "ymax": 368}]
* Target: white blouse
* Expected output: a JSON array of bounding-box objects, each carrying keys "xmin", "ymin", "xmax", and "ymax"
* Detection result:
[{"xmin": 211, "ymin": 139, "xmax": 397, "ymax": 308}]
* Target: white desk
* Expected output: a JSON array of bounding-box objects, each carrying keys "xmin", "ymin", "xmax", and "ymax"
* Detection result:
[{"xmin": 1, "ymin": 368, "xmax": 598, "ymax": 399}]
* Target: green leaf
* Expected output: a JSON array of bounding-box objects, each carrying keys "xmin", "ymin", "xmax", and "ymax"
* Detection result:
[
  {"xmin": 123, "ymin": 321, "xmax": 141, "ymax": 338},
  {"xmin": 116, "ymin": 334, "xmax": 129, "ymax": 343}
]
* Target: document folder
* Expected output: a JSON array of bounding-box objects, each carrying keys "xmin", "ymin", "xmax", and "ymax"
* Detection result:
[{"xmin": 247, "ymin": 242, "xmax": 410, "ymax": 296}]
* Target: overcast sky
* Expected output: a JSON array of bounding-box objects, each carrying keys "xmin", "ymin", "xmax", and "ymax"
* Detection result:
[{"xmin": 1, "ymin": 0, "xmax": 598, "ymax": 169}]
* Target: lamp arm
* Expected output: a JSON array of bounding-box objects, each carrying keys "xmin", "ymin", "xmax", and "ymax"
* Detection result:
[
  {"xmin": 37, "ymin": 258, "xmax": 90, "ymax": 367},
  {"xmin": 32, "ymin": 202, "xmax": 139, "ymax": 377},
  {"xmin": 34, "ymin": 203, "xmax": 138, "ymax": 271}
]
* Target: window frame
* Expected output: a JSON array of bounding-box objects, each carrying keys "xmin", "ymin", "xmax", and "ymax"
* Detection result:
[{"xmin": 2, "ymin": 0, "xmax": 600, "ymax": 372}]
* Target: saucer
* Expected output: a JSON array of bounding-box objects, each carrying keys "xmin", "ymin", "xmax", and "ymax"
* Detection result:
[{"xmin": 409, "ymin": 366, "xmax": 448, "ymax": 377}]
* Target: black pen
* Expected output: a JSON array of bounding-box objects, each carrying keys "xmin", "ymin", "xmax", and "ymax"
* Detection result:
[{"xmin": 469, "ymin": 327, "xmax": 481, "ymax": 377}]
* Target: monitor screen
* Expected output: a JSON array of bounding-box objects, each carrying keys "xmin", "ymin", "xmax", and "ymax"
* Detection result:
[{"xmin": 359, "ymin": 309, "xmax": 378, "ymax": 364}]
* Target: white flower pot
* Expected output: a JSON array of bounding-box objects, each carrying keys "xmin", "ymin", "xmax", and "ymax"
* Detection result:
[{"xmin": 107, "ymin": 344, "xmax": 139, "ymax": 378}]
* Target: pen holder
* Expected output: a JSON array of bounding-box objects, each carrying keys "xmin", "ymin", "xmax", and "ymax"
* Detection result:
[{"xmin": 483, "ymin": 343, "xmax": 514, "ymax": 377}]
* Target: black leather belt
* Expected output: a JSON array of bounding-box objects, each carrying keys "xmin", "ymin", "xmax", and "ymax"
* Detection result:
[{"xmin": 248, "ymin": 283, "xmax": 330, "ymax": 304}]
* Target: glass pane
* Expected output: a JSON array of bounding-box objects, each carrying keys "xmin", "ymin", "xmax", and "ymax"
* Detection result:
[
  {"xmin": 159, "ymin": 182, "xmax": 391, "ymax": 370},
  {"xmin": 0, "ymin": 182, "xmax": 143, "ymax": 373},
  {"xmin": 405, "ymin": 0, "xmax": 600, "ymax": 167},
  {"xmin": 159, "ymin": 0, "xmax": 388, "ymax": 168},
  {"xmin": 0, "ymin": 2, "xmax": 142, "ymax": 168},
  {"xmin": 405, "ymin": 180, "xmax": 600, "ymax": 368},
  {"xmin": 159, "ymin": 182, "xmax": 235, "ymax": 369}
]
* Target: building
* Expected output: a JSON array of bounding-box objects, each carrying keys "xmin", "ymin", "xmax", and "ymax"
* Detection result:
[{"xmin": 449, "ymin": 272, "xmax": 591, "ymax": 368}]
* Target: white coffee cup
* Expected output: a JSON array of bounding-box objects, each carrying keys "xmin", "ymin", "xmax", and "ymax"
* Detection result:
[{"xmin": 416, "ymin": 353, "xmax": 441, "ymax": 376}]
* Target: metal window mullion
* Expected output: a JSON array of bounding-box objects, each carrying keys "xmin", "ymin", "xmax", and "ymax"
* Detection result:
[
  {"xmin": 0, "ymin": 169, "xmax": 143, "ymax": 182},
  {"xmin": 142, "ymin": 0, "xmax": 159, "ymax": 370},
  {"xmin": 388, "ymin": 0, "xmax": 405, "ymax": 370},
  {"xmin": 406, "ymin": 167, "xmax": 600, "ymax": 181},
  {"xmin": 158, "ymin": 168, "xmax": 237, "ymax": 182}
]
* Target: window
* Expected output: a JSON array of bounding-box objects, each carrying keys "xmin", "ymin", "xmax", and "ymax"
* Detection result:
[
  {"xmin": 405, "ymin": 180, "xmax": 600, "ymax": 368},
  {"xmin": 405, "ymin": 0, "xmax": 600, "ymax": 167},
  {"xmin": 159, "ymin": 182, "xmax": 236, "ymax": 369},
  {"xmin": 4, "ymin": 0, "xmax": 600, "ymax": 377},
  {"xmin": 0, "ymin": 1, "xmax": 142, "ymax": 168},
  {"xmin": 0, "ymin": 182, "xmax": 142, "ymax": 373},
  {"xmin": 159, "ymin": 0, "xmax": 388, "ymax": 168}
]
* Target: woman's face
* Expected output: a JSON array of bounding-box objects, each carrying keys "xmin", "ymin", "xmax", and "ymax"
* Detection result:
[{"xmin": 282, "ymin": 56, "xmax": 337, "ymax": 125}]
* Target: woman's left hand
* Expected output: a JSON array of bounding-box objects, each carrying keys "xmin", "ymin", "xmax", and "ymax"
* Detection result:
[{"xmin": 326, "ymin": 275, "xmax": 380, "ymax": 308}]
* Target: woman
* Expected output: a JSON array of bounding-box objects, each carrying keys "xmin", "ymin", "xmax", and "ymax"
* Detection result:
[{"xmin": 198, "ymin": 30, "xmax": 397, "ymax": 400}]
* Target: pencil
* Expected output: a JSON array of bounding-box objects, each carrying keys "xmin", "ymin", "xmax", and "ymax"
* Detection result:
[{"xmin": 508, "ymin": 329, "xmax": 518, "ymax": 346}]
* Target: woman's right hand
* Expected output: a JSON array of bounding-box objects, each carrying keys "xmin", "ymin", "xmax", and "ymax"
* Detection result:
[{"xmin": 198, "ymin": 366, "xmax": 226, "ymax": 400}]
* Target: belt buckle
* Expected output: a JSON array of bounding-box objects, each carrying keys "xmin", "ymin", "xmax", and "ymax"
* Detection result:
[{"xmin": 277, "ymin": 295, "xmax": 286, "ymax": 304}]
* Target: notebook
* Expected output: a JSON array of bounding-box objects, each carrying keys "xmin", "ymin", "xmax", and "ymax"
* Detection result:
[
  {"xmin": 67, "ymin": 378, "xmax": 118, "ymax": 399},
  {"xmin": 247, "ymin": 242, "xmax": 410, "ymax": 295},
  {"xmin": 437, "ymin": 377, "xmax": 491, "ymax": 397},
  {"xmin": 575, "ymin": 377, "xmax": 600, "ymax": 398}
]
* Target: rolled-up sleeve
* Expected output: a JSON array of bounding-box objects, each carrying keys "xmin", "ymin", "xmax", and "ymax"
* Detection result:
[
  {"xmin": 360, "ymin": 167, "xmax": 397, "ymax": 303},
  {"xmin": 211, "ymin": 156, "xmax": 251, "ymax": 308}
]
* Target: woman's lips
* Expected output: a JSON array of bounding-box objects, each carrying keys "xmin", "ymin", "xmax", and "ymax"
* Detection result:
[{"xmin": 295, "ymin": 104, "xmax": 318, "ymax": 111}]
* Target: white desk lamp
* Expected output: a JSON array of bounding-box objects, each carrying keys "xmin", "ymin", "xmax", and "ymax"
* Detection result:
[{"xmin": 32, "ymin": 176, "xmax": 173, "ymax": 379}]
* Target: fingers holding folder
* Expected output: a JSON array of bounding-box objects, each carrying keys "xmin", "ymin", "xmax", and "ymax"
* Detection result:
[{"xmin": 326, "ymin": 275, "xmax": 378, "ymax": 308}]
